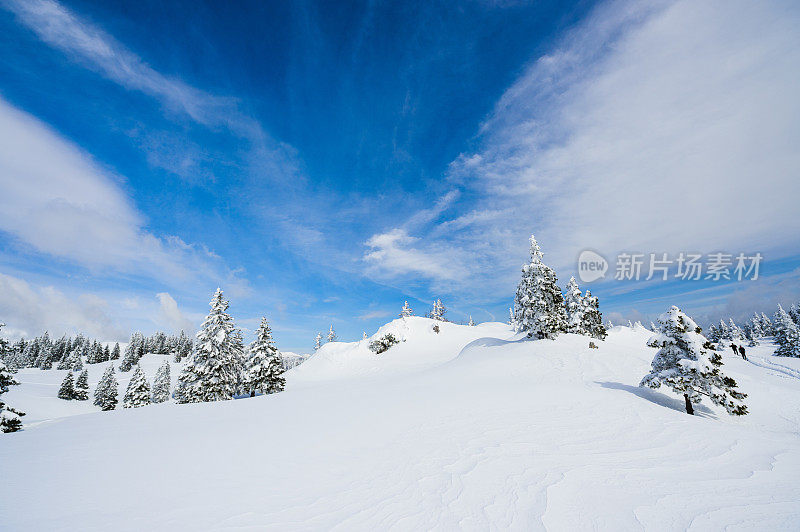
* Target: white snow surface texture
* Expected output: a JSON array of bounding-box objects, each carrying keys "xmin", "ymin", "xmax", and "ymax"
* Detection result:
[{"xmin": 1, "ymin": 317, "xmax": 799, "ymax": 530}]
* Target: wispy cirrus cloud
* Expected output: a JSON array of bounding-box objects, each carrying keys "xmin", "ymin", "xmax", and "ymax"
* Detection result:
[
  {"xmin": 0, "ymin": 96, "xmax": 242, "ymax": 287},
  {"xmin": 3, "ymin": 0, "xmax": 250, "ymax": 134},
  {"xmin": 363, "ymin": 0, "xmax": 800, "ymax": 304}
]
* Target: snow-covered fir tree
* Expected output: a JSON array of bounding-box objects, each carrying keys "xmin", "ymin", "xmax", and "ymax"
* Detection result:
[
  {"xmin": 74, "ymin": 369, "xmax": 89, "ymax": 401},
  {"xmin": 790, "ymin": 304, "xmax": 800, "ymax": 326},
  {"xmin": 58, "ymin": 371, "xmax": 75, "ymax": 400},
  {"xmin": 580, "ymin": 290, "xmax": 607, "ymax": 340},
  {"xmin": 362, "ymin": 331, "xmax": 368, "ymax": 340},
  {"xmin": 429, "ymin": 299, "xmax": 447, "ymax": 321},
  {"xmin": 513, "ymin": 235, "xmax": 567, "ymax": 339},
  {"xmin": 728, "ymin": 319, "xmax": 743, "ymax": 340},
  {"xmin": 68, "ymin": 350, "xmax": 83, "ymax": 371},
  {"xmin": 0, "ymin": 349, "xmax": 25, "ymax": 433},
  {"xmin": 508, "ymin": 307, "xmax": 514, "ymax": 325},
  {"xmin": 400, "ymin": 301, "xmax": 413, "ymax": 318},
  {"xmin": 123, "ymin": 365, "xmax": 151, "ymax": 408},
  {"xmin": 151, "ymin": 360, "xmax": 171, "ymax": 403},
  {"xmin": 749, "ymin": 314, "xmax": 764, "ymax": 338},
  {"xmin": 760, "ymin": 312, "xmax": 773, "ymax": 335},
  {"xmin": 640, "ymin": 306, "xmax": 747, "ymax": 416},
  {"xmin": 176, "ymin": 288, "xmax": 241, "ymax": 403},
  {"xmin": 327, "ymin": 325, "xmax": 337, "ymax": 343},
  {"xmin": 314, "ymin": 333, "xmax": 322, "ymax": 351},
  {"xmin": 119, "ymin": 343, "xmax": 138, "ymax": 372},
  {"xmin": 468, "ymin": 316, "xmax": 475, "ymax": 327},
  {"xmin": 245, "ymin": 317, "xmax": 285, "ymax": 396},
  {"xmin": 773, "ymin": 305, "xmax": 800, "ymax": 358},
  {"xmin": 94, "ymin": 364, "xmax": 118, "ymax": 410},
  {"xmin": 110, "ymin": 343, "xmax": 121, "ymax": 360},
  {"xmin": 564, "ymin": 277, "xmax": 585, "ymax": 334}
]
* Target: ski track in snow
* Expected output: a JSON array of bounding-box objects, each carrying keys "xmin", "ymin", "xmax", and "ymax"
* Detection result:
[{"xmin": 1, "ymin": 318, "xmax": 799, "ymax": 530}]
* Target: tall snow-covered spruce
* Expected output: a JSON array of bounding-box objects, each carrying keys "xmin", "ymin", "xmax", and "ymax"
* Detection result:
[
  {"xmin": 123, "ymin": 365, "xmax": 151, "ymax": 408},
  {"xmin": 564, "ymin": 277, "xmax": 585, "ymax": 334},
  {"xmin": 640, "ymin": 306, "xmax": 747, "ymax": 416},
  {"xmin": 0, "ymin": 335, "xmax": 25, "ymax": 432},
  {"xmin": 581, "ymin": 290, "xmax": 607, "ymax": 340},
  {"xmin": 513, "ymin": 235, "xmax": 566, "ymax": 339},
  {"xmin": 93, "ymin": 364, "xmax": 118, "ymax": 411},
  {"xmin": 245, "ymin": 317, "xmax": 285, "ymax": 396},
  {"xmin": 400, "ymin": 301, "xmax": 413, "ymax": 317},
  {"xmin": 74, "ymin": 369, "xmax": 89, "ymax": 401},
  {"xmin": 773, "ymin": 305, "xmax": 800, "ymax": 357},
  {"xmin": 428, "ymin": 299, "xmax": 447, "ymax": 321},
  {"xmin": 58, "ymin": 371, "xmax": 75, "ymax": 400},
  {"xmin": 151, "ymin": 360, "xmax": 171, "ymax": 403},
  {"xmin": 176, "ymin": 288, "xmax": 242, "ymax": 403}
]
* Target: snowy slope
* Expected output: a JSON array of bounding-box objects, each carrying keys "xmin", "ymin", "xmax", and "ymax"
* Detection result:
[{"xmin": 1, "ymin": 319, "xmax": 799, "ymax": 530}]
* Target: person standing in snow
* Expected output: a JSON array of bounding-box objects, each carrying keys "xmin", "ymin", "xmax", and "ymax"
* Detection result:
[
  {"xmin": 738, "ymin": 345, "xmax": 747, "ymax": 360},
  {"xmin": 730, "ymin": 343, "xmax": 738, "ymax": 356}
]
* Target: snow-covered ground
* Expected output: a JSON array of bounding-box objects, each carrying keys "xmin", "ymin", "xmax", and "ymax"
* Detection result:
[{"xmin": 1, "ymin": 317, "xmax": 799, "ymax": 530}]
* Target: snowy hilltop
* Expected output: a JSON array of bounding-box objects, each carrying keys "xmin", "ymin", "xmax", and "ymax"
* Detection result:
[{"xmin": 1, "ymin": 314, "xmax": 800, "ymax": 529}]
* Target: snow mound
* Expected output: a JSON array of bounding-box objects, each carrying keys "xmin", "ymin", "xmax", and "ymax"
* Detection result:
[
  {"xmin": 287, "ymin": 317, "xmax": 513, "ymax": 384},
  {"xmin": 1, "ymin": 323, "xmax": 799, "ymax": 530}
]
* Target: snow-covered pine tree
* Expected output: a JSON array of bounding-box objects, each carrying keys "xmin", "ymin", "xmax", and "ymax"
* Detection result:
[
  {"xmin": 314, "ymin": 333, "xmax": 322, "ymax": 351},
  {"xmin": 362, "ymin": 331, "xmax": 368, "ymax": 340},
  {"xmin": 429, "ymin": 299, "xmax": 447, "ymax": 321},
  {"xmin": 123, "ymin": 365, "xmax": 151, "ymax": 408},
  {"xmin": 760, "ymin": 312, "xmax": 773, "ymax": 335},
  {"xmin": 119, "ymin": 342, "xmax": 138, "ymax": 372},
  {"xmin": 508, "ymin": 307, "xmax": 514, "ymax": 325},
  {"xmin": 748, "ymin": 314, "xmax": 763, "ymax": 338},
  {"xmin": 640, "ymin": 306, "xmax": 747, "ymax": 416},
  {"xmin": 58, "ymin": 371, "xmax": 75, "ymax": 400},
  {"xmin": 327, "ymin": 325, "xmax": 337, "ymax": 343},
  {"xmin": 245, "ymin": 317, "xmax": 285, "ymax": 396},
  {"xmin": 111, "ymin": 343, "xmax": 121, "ymax": 360},
  {"xmin": 790, "ymin": 304, "xmax": 800, "ymax": 326},
  {"xmin": 650, "ymin": 321, "xmax": 659, "ymax": 332},
  {"xmin": 564, "ymin": 277, "xmax": 585, "ymax": 334},
  {"xmin": 0, "ymin": 352, "xmax": 25, "ymax": 433},
  {"xmin": 468, "ymin": 316, "xmax": 475, "ymax": 327},
  {"xmin": 728, "ymin": 319, "xmax": 743, "ymax": 340},
  {"xmin": 773, "ymin": 305, "xmax": 800, "ymax": 358},
  {"xmin": 176, "ymin": 288, "xmax": 241, "ymax": 403},
  {"xmin": 93, "ymin": 364, "xmax": 119, "ymax": 411},
  {"xmin": 580, "ymin": 290, "xmax": 607, "ymax": 340},
  {"xmin": 74, "ymin": 369, "xmax": 89, "ymax": 400},
  {"xmin": 69, "ymin": 350, "xmax": 83, "ymax": 371},
  {"xmin": 513, "ymin": 235, "xmax": 567, "ymax": 339},
  {"xmin": 400, "ymin": 301, "xmax": 413, "ymax": 318},
  {"xmin": 151, "ymin": 360, "xmax": 171, "ymax": 403}
]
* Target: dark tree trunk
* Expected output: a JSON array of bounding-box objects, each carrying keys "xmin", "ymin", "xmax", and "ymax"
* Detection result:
[{"xmin": 684, "ymin": 394, "xmax": 694, "ymax": 415}]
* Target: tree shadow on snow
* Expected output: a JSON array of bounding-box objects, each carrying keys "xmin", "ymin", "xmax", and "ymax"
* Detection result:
[{"xmin": 596, "ymin": 381, "xmax": 716, "ymax": 418}]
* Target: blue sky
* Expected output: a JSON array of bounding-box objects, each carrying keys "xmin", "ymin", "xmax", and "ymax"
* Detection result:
[{"xmin": 1, "ymin": 0, "xmax": 799, "ymax": 351}]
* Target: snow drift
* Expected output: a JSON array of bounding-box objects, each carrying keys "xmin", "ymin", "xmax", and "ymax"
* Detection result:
[{"xmin": 1, "ymin": 318, "xmax": 799, "ymax": 530}]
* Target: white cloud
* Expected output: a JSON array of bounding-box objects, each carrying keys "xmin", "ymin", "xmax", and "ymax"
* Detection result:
[
  {"xmin": 3, "ymin": 0, "xmax": 249, "ymax": 134},
  {"xmin": 363, "ymin": 228, "xmax": 467, "ymax": 282},
  {"xmin": 357, "ymin": 309, "xmax": 393, "ymax": 321},
  {"xmin": 0, "ymin": 272, "xmax": 126, "ymax": 340},
  {"xmin": 0, "ymin": 97, "xmax": 230, "ymax": 283},
  {"xmin": 156, "ymin": 292, "xmax": 195, "ymax": 334},
  {"xmin": 366, "ymin": 0, "xmax": 800, "ymax": 298}
]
